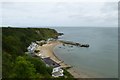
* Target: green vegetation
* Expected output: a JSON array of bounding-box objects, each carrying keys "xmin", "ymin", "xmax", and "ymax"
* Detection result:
[{"xmin": 2, "ymin": 27, "xmax": 75, "ymax": 79}]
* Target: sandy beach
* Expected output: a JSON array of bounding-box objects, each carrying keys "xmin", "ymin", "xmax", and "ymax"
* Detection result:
[
  {"xmin": 36, "ymin": 41, "xmax": 70, "ymax": 67},
  {"xmin": 36, "ymin": 41, "xmax": 89, "ymax": 78}
]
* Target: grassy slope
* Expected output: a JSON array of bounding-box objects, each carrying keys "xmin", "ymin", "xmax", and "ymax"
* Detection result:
[{"xmin": 2, "ymin": 27, "xmax": 74, "ymax": 79}]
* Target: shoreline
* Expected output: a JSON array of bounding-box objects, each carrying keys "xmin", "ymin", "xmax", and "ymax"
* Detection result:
[
  {"xmin": 36, "ymin": 40, "xmax": 89, "ymax": 78},
  {"xmin": 36, "ymin": 41, "xmax": 70, "ymax": 68}
]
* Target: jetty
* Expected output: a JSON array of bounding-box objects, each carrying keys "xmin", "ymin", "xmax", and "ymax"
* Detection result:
[{"xmin": 59, "ymin": 40, "xmax": 89, "ymax": 48}]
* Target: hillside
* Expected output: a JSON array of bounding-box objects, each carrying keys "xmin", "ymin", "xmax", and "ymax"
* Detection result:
[{"xmin": 2, "ymin": 27, "xmax": 74, "ymax": 79}]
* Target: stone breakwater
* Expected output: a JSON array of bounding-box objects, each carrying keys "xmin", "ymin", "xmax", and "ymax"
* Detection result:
[{"xmin": 59, "ymin": 40, "xmax": 89, "ymax": 48}]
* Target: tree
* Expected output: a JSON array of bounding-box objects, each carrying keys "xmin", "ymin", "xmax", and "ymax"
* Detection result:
[{"xmin": 9, "ymin": 56, "xmax": 36, "ymax": 78}]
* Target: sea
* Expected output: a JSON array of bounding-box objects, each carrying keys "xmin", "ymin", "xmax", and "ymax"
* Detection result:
[{"xmin": 52, "ymin": 27, "xmax": 118, "ymax": 78}]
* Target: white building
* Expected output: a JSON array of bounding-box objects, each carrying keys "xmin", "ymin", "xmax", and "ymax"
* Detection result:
[
  {"xmin": 36, "ymin": 40, "xmax": 46, "ymax": 46},
  {"xmin": 47, "ymin": 38, "xmax": 55, "ymax": 42},
  {"xmin": 52, "ymin": 67, "xmax": 64, "ymax": 77},
  {"xmin": 27, "ymin": 42, "xmax": 38, "ymax": 53},
  {"xmin": 42, "ymin": 57, "xmax": 64, "ymax": 77}
]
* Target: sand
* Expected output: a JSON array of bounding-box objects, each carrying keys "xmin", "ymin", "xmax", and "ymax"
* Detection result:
[{"xmin": 36, "ymin": 41, "xmax": 89, "ymax": 78}]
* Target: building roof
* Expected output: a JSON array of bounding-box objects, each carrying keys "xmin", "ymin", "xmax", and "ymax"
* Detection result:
[
  {"xmin": 42, "ymin": 57, "xmax": 60, "ymax": 68},
  {"xmin": 52, "ymin": 67, "xmax": 63, "ymax": 73},
  {"xmin": 52, "ymin": 71, "xmax": 63, "ymax": 77},
  {"xmin": 52, "ymin": 67, "xmax": 64, "ymax": 77}
]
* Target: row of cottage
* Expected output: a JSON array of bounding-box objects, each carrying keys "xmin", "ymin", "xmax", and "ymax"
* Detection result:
[{"xmin": 27, "ymin": 39, "xmax": 64, "ymax": 77}]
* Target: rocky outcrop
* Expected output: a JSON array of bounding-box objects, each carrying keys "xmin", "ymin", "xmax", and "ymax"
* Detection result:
[{"xmin": 59, "ymin": 40, "xmax": 89, "ymax": 48}]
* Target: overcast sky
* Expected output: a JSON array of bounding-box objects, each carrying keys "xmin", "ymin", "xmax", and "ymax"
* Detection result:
[{"xmin": 0, "ymin": 0, "xmax": 118, "ymax": 27}]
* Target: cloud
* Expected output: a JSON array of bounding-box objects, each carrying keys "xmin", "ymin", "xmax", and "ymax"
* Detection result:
[
  {"xmin": 100, "ymin": 2, "xmax": 118, "ymax": 26},
  {"xmin": 0, "ymin": 0, "xmax": 119, "ymax": 3},
  {"xmin": 1, "ymin": 2, "xmax": 118, "ymax": 27}
]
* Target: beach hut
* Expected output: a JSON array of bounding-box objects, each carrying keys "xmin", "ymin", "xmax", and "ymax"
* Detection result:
[{"xmin": 52, "ymin": 67, "xmax": 64, "ymax": 77}]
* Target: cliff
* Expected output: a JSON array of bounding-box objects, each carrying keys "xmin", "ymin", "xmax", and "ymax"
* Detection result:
[{"xmin": 2, "ymin": 27, "xmax": 74, "ymax": 79}]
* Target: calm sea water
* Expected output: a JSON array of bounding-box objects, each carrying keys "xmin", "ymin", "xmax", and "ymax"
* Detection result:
[{"xmin": 52, "ymin": 27, "xmax": 118, "ymax": 78}]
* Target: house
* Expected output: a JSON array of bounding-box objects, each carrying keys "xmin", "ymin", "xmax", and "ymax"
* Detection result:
[
  {"xmin": 42, "ymin": 57, "xmax": 64, "ymax": 77},
  {"xmin": 52, "ymin": 67, "xmax": 64, "ymax": 77},
  {"xmin": 42, "ymin": 57, "xmax": 60, "ymax": 68},
  {"xmin": 27, "ymin": 42, "xmax": 38, "ymax": 54},
  {"xmin": 36, "ymin": 40, "xmax": 46, "ymax": 46},
  {"xmin": 47, "ymin": 38, "xmax": 56, "ymax": 42}
]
